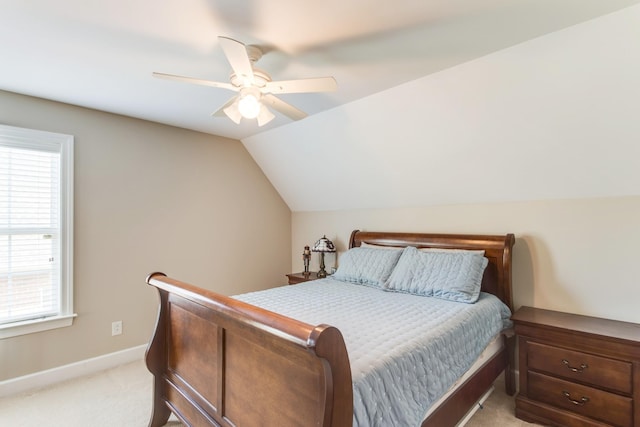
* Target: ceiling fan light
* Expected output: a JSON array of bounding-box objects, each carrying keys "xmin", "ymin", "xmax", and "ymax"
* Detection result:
[
  {"xmin": 238, "ymin": 92, "xmax": 261, "ymax": 119},
  {"xmin": 223, "ymin": 101, "xmax": 242, "ymax": 124},
  {"xmin": 257, "ymin": 105, "xmax": 276, "ymax": 127}
]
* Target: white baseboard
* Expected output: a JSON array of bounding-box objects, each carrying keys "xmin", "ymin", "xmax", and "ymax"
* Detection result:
[{"xmin": 0, "ymin": 344, "xmax": 147, "ymax": 398}]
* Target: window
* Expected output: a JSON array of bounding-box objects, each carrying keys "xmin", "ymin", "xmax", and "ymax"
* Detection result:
[{"xmin": 0, "ymin": 124, "xmax": 74, "ymax": 338}]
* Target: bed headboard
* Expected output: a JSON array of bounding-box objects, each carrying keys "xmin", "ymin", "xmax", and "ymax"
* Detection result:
[{"xmin": 349, "ymin": 230, "xmax": 516, "ymax": 311}]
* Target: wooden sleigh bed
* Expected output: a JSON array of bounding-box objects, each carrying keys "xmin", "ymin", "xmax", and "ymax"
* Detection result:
[{"xmin": 145, "ymin": 230, "xmax": 516, "ymax": 427}]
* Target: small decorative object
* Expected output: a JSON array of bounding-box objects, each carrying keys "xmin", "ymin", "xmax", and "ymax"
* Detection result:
[
  {"xmin": 302, "ymin": 245, "xmax": 311, "ymax": 274},
  {"xmin": 312, "ymin": 235, "xmax": 336, "ymax": 278}
]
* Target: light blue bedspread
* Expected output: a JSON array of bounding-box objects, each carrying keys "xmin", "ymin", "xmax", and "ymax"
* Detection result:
[{"xmin": 234, "ymin": 278, "xmax": 511, "ymax": 426}]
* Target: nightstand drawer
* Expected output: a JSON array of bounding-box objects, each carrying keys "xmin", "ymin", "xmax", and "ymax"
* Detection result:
[
  {"xmin": 528, "ymin": 341, "xmax": 633, "ymax": 394},
  {"xmin": 528, "ymin": 371, "xmax": 633, "ymax": 427}
]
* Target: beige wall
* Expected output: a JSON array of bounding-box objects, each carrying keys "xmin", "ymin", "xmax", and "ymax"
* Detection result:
[
  {"xmin": 292, "ymin": 196, "xmax": 640, "ymax": 324},
  {"xmin": 0, "ymin": 90, "xmax": 291, "ymax": 381}
]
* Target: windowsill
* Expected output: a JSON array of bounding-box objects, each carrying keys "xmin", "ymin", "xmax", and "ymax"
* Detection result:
[{"xmin": 0, "ymin": 314, "xmax": 77, "ymax": 339}]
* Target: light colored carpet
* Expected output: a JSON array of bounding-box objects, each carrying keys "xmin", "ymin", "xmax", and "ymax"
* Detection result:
[
  {"xmin": 465, "ymin": 374, "xmax": 541, "ymax": 427},
  {"xmin": 0, "ymin": 360, "xmax": 539, "ymax": 426},
  {"xmin": 0, "ymin": 360, "xmax": 180, "ymax": 427}
]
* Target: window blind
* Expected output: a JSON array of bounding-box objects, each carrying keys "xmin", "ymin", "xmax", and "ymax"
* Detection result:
[{"xmin": 0, "ymin": 145, "xmax": 61, "ymax": 325}]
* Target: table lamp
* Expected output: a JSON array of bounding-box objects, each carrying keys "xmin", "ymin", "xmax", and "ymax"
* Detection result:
[{"xmin": 311, "ymin": 235, "xmax": 336, "ymax": 278}]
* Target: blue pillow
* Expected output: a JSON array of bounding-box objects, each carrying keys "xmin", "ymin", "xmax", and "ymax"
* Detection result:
[
  {"xmin": 332, "ymin": 247, "xmax": 403, "ymax": 288},
  {"xmin": 384, "ymin": 246, "xmax": 488, "ymax": 303}
]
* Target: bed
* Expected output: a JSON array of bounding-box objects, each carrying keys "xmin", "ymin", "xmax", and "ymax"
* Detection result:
[{"xmin": 145, "ymin": 230, "xmax": 516, "ymax": 427}]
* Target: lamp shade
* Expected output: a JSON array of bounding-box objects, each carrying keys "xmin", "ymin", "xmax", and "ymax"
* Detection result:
[
  {"xmin": 312, "ymin": 235, "xmax": 336, "ymax": 253},
  {"xmin": 223, "ymin": 99, "xmax": 243, "ymax": 124},
  {"xmin": 311, "ymin": 235, "xmax": 335, "ymax": 278},
  {"xmin": 256, "ymin": 105, "xmax": 275, "ymax": 126}
]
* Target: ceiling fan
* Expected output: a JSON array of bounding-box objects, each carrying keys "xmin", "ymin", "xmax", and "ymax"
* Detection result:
[{"xmin": 153, "ymin": 36, "xmax": 337, "ymax": 127}]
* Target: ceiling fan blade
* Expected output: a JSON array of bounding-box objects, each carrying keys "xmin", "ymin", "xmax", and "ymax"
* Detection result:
[
  {"xmin": 153, "ymin": 72, "xmax": 236, "ymax": 91},
  {"xmin": 218, "ymin": 36, "xmax": 255, "ymax": 85},
  {"xmin": 263, "ymin": 94, "xmax": 307, "ymax": 121},
  {"xmin": 211, "ymin": 95, "xmax": 239, "ymax": 117},
  {"xmin": 264, "ymin": 77, "xmax": 337, "ymax": 94}
]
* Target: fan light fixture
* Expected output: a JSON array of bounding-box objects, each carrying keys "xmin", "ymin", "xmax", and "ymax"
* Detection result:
[
  {"xmin": 153, "ymin": 36, "xmax": 337, "ymax": 127},
  {"xmin": 223, "ymin": 87, "xmax": 275, "ymax": 127},
  {"xmin": 237, "ymin": 88, "xmax": 261, "ymax": 119}
]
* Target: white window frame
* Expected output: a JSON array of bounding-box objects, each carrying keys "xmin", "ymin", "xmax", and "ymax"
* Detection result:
[{"xmin": 0, "ymin": 124, "xmax": 75, "ymax": 339}]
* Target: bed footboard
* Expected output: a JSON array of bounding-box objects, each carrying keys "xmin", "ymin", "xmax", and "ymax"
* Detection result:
[{"xmin": 145, "ymin": 272, "xmax": 353, "ymax": 427}]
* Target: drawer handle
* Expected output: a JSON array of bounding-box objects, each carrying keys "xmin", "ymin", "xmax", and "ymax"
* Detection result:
[
  {"xmin": 562, "ymin": 390, "xmax": 590, "ymax": 406},
  {"xmin": 562, "ymin": 359, "xmax": 588, "ymax": 373}
]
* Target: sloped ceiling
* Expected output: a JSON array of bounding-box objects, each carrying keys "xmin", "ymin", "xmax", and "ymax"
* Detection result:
[
  {"xmin": 244, "ymin": 4, "xmax": 640, "ymax": 211},
  {"xmin": 2, "ymin": 1, "xmax": 639, "ymax": 212},
  {"xmin": 1, "ymin": 0, "xmax": 638, "ymax": 141}
]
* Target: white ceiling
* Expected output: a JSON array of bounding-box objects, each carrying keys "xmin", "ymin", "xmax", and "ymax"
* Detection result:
[
  {"xmin": 244, "ymin": 4, "xmax": 640, "ymax": 211},
  {"xmin": 2, "ymin": 0, "xmax": 639, "ymax": 141}
]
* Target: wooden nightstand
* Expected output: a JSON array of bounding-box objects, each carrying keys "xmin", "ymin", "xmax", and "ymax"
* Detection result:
[
  {"xmin": 512, "ymin": 306, "xmax": 640, "ymax": 427},
  {"xmin": 286, "ymin": 272, "xmax": 319, "ymax": 285}
]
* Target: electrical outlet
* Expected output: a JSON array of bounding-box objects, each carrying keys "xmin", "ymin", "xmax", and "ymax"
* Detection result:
[{"xmin": 111, "ymin": 320, "xmax": 123, "ymax": 336}]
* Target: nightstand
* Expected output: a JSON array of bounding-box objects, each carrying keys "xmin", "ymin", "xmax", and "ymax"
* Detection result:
[
  {"xmin": 286, "ymin": 272, "xmax": 319, "ymax": 285},
  {"xmin": 512, "ymin": 306, "xmax": 640, "ymax": 427}
]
